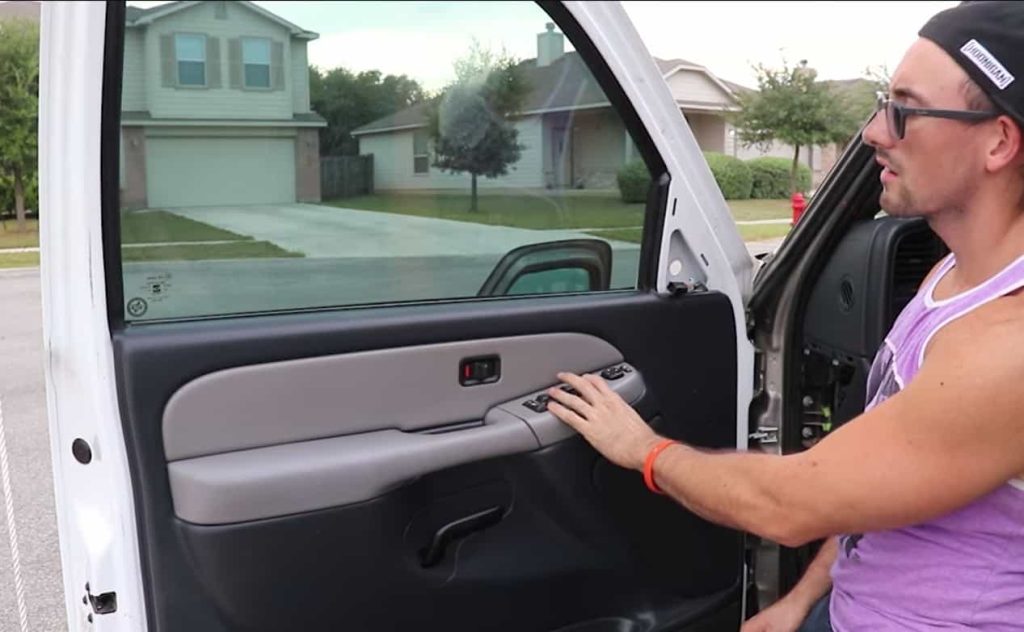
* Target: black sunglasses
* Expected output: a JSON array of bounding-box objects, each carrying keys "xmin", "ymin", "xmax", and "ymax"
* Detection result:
[{"xmin": 875, "ymin": 92, "xmax": 1000, "ymax": 140}]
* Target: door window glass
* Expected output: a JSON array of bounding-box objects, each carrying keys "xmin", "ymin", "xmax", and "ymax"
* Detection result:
[{"xmin": 118, "ymin": 1, "xmax": 658, "ymax": 322}]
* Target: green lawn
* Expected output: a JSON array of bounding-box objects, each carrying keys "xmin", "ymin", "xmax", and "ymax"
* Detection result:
[
  {"xmin": 121, "ymin": 210, "xmax": 251, "ymax": 244},
  {"xmin": 0, "ymin": 212, "xmax": 300, "ymax": 268},
  {"xmin": 1, "ymin": 198, "xmax": 792, "ymax": 270},
  {"xmin": 586, "ymin": 222, "xmax": 791, "ymax": 244},
  {"xmin": 332, "ymin": 193, "xmax": 647, "ymax": 229},
  {"xmin": 738, "ymin": 223, "xmax": 794, "ymax": 241},
  {"xmin": 0, "ymin": 219, "xmax": 39, "ymax": 249},
  {"xmin": 727, "ymin": 199, "xmax": 792, "ymax": 222},
  {"xmin": 122, "ymin": 241, "xmax": 301, "ymax": 262},
  {"xmin": 0, "ymin": 251, "xmax": 39, "ymax": 268},
  {"xmin": 330, "ymin": 193, "xmax": 791, "ymax": 228}
]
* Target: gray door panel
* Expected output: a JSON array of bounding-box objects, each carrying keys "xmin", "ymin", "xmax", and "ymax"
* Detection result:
[
  {"xmin": 168, "ymin": 408, "xmax": 537, "ymax": 524},
  {"xmin": 112, "ymin": 291, "xmax": 743, "ymax": 631},
  {"xmin": 167, "ymin": 357, "xmax": 644, "ymax": 524},
  {"xmin": 163, "ymin": 332, "xmax": 624, "ymax": 460}
]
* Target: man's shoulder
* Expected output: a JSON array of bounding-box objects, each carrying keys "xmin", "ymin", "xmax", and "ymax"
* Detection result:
[{"xmin": 926, "ymin": 292, "xmax": 1024, "ymax": 371}]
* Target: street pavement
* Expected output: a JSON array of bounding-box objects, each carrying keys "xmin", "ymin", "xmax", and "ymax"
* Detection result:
[{"xmin": 0, "ymin": 268, "xmax": 66, "ymax": 632}]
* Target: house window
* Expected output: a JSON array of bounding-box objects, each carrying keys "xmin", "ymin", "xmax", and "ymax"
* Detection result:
[
  {"xmin": 242, "ymin": 38, "xmax": 271, "ymax": 89},
  {"xmin": 175, "ymin": 33, "xmax": 206, "ymax": 86},
  {"xmin": 413, "ymin": 130, "xmax": 429, "ymax": 174}
]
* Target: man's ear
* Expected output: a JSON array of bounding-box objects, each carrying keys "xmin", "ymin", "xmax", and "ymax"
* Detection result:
[{"xmin": 987, "ymin": 115, "xmax": 1024, "ymax": 173}]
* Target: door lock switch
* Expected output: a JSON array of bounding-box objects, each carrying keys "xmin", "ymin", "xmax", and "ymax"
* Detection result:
[{"xmin": 460, "ymin": 356, "xmax": 500, "ymax": 386}]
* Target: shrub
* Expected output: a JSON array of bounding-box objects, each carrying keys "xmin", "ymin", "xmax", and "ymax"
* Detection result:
[
  {"xmin": 746, "ymin": 156, "xmax": 812, "ymax": 198},
  {"xmin": 702, "ymin": 151, "xmax": 753, "ymax": 200},
  {"xmin": 616, "ymin": 160, "xmax": 651, "ymax": 203}
]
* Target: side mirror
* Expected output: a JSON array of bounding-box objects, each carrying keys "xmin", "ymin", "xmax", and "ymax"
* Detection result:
[{"xmin": 477, "ymin": 239, "xmax": 612, "ymax": 297}]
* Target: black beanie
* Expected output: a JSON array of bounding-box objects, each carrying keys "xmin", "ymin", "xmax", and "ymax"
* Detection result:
[{"xmin": 919, "ymin": 1, "xmax": 1024, "ymax": 127}]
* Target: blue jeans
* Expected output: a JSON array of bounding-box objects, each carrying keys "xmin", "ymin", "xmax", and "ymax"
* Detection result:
[{"xmin": 797, "ymin": 592, "xmax": 832, "ymax": 632}]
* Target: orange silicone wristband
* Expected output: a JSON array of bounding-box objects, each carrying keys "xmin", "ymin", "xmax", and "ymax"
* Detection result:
[{"xmin": 643, "ymin": 439, "xmax": 679, "ymax": 495}]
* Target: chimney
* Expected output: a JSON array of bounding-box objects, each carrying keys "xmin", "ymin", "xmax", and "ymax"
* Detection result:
[{"xmin": 537, "ymin": 23, "xmax": 564, "ymax": 67}]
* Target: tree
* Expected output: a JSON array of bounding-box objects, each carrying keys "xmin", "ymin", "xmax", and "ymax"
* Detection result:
[
  {"xmin": 310, "ymin": 66, "xmax": 425, "ymax": 156},
  {"xmin": 0, "ymin": 18, "xmax": 39, "ymax": 231},
  {"xmin": 732, "ymin": 59, "xmax": 856, "ymax": 195},
  {"xmin": 829, "ymin": 65, "xmax": 890, "ymax": 149},
  {"xmin": 429, "ymin": 43, "xmax": 529, "ymax": 212}
]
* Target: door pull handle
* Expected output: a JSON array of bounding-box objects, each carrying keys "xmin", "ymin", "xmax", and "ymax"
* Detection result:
[{"xmin": 419, "ymin": 505, "xmax": 504, "ymax": 568}]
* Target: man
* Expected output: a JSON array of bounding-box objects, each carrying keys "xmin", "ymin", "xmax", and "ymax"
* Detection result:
[{"xmin": 546, "ymin": 2, "xmax": 1024, "ymax": 630}]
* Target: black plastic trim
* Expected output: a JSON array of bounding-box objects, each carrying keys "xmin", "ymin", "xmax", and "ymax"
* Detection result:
[
  {"xmin": 476, "ymin": 238, "xmax": 612, "ymax": 296},
  {"xmin": 102, "ymin": 1, "xmax": 127, "ymax": 328},
  {"xmin": 113, "ymin": 291, "xmax": 740, "ymax": 631},
  {"xmin": 640, "ymin": 174, "xmax": 672, "ymax": 290}
]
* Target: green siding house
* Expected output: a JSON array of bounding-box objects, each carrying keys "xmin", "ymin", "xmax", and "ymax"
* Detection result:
[
  {"xmin": 351, "ymin": 25, "xmax": 743, "ymax": 192},
  {"xmin": 120, "ymin": 1, "xmax": 326, "ymax": 210}
]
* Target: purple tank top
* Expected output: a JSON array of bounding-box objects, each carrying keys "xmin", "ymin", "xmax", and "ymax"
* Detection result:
[{"xmin": 829, "ymin": 252, "xmax": 1024, "ymax": 631}]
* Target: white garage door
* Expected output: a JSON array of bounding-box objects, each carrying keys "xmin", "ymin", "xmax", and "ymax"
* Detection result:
[{"xmin": 146, "ymin": 137, "xmax": 297, "ymax": 208}]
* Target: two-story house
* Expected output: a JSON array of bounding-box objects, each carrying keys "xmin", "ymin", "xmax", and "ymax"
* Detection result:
[
  {"xmin": 352, "ymin": 23, "xmax": 835, "ymax": 195},
  {"xmin": 119, "ymin": 1, "xmax": 326, "ymax": 210}
]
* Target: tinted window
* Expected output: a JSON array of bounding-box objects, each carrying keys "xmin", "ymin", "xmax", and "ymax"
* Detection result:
[{"xmin": 117, "ymin": 1, "xmax": 654, "ymax": 322}]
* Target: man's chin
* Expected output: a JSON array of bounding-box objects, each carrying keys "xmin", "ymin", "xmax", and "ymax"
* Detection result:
[{"xmin": 879, "ymin": 190, "xmax": 914, "ymax": 217}]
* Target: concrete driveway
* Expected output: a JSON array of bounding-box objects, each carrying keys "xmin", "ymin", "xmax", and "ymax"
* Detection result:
[
  {"xmin": 118, "ymin": 204, "xmax": 782, "ymax": 322},
  {"xmin": 119, "ymin": 203, "xmax": 643, "ymax": 321},
  {"xmin": 168, "ymin": 203, "xmax": 628, "ymax": 258}
]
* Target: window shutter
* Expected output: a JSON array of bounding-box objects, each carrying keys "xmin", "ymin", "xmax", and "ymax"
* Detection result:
[
  {"xmin": 228, "ymin": 38, "xmax": 242, "ymax": 89},
  {"xmin": 270, "ymin": 41, "xmax": 285, "ymax": 91},
  {"xmin": 160, "ymin": 34, "xmax": 176, "ymax": 87},
  {"xmin": 206, "ymin": 37, "xmax": 221, "ymax": 88}
]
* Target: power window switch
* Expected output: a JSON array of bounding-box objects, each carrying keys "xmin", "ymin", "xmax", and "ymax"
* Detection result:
[
  {"xmin": 600, "ymin": 366, "xmax": 626, "ymax": 381},
  {"xmin": 522, "ymin": 399, "xmax": 544, "ymax": 413}
]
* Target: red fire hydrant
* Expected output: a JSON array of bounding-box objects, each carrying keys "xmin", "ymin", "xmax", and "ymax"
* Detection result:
[{"xmin": 791, "ymin": 192, "xmax": 806, "ymax": 225}]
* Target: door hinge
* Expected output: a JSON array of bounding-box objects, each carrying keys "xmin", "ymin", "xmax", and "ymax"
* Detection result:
[
  {"xmin": 748, "ymin": 426, "xmax": 779, "ymax": 445},
  {"xmin": 84, "ymin": 582, "xmax": 117, "ymax": 615}
]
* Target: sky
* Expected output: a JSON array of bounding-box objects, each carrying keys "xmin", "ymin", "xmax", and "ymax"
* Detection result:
[{"xmin": 127, "ymin": 1, "xmax": 959, "ymax": 91}]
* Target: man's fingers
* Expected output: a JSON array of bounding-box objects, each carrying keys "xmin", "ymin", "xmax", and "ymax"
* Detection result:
[
  {"xmin": 557, "ymin": 371, "xmax": 602, "ymax": 402},
  {"xmin": 586, "ymin": 373, "xmax": 617, "ymax": 397},
  {"xmin": 548, "ymin": 401, "xmax": 588, "ymax": 432},
  {"xmin": 547, "ymin": 384, "xmax": 593, "ymax": 417}
]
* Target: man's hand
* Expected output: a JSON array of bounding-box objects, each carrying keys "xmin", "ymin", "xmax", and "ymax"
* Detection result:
[
  {"xmin": 739, "ymin": 597, "xmax": 811, "ymax": 632},
  {"xmin": 546, "ymin": 372, "xmax": 661, "ymax": 471}
]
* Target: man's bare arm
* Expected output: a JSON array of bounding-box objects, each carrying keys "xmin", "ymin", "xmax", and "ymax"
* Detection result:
[
  {"xmin": 547, "ymin": 308, "xmax": 1024, "ymax": 546},
  {"xmin": 783, "ymin": 537, "xmax": 838, "ymax": 613},
  {"xmin": 741, "ymin": 538, "xmax": 837, "ymax": 631}
]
